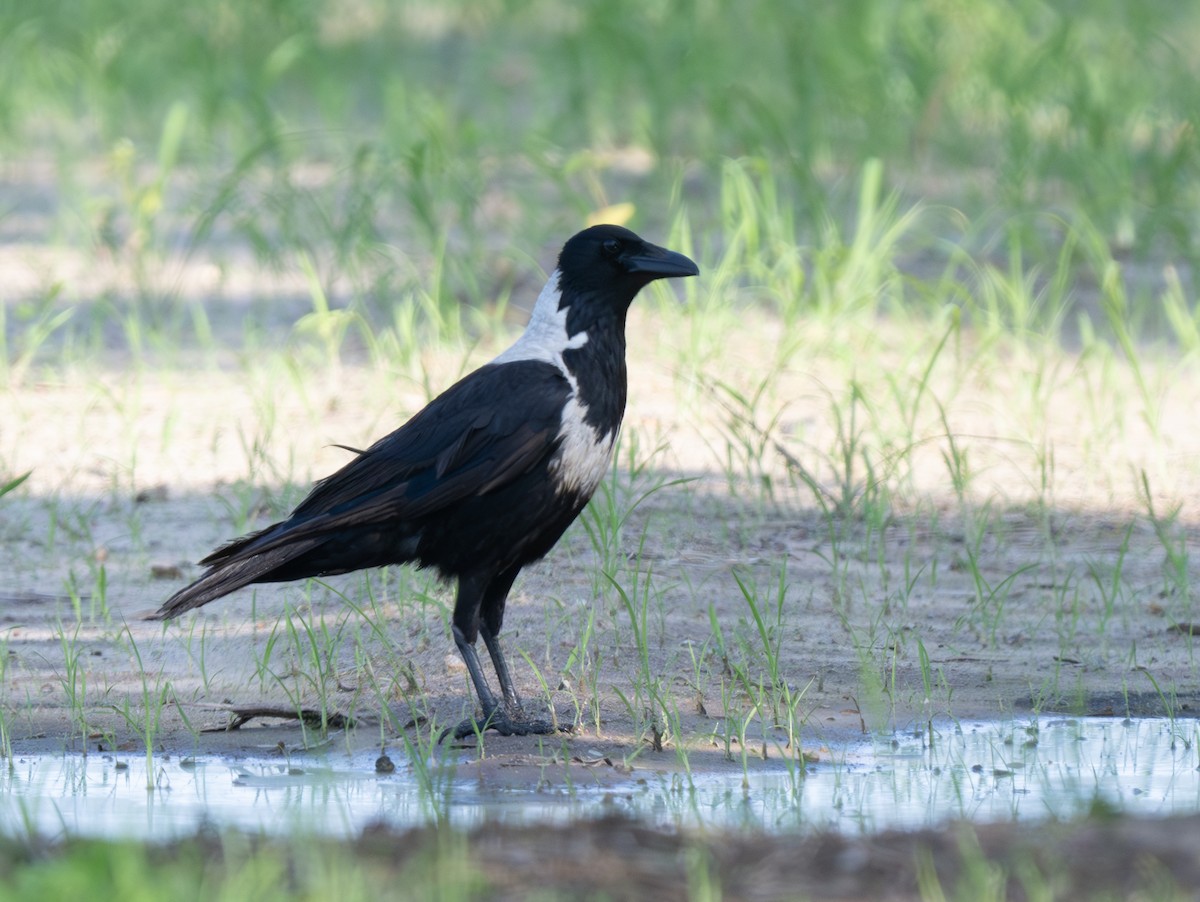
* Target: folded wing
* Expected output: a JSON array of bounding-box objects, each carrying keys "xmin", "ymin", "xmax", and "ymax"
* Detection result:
[{"xmin": 153, "ymin": 361, "xmax": 572, "ymax": 618}]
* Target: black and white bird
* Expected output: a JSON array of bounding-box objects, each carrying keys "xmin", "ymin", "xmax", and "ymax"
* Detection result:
[{"xmin": 152, "ymin": 224, "xmax": 698, "ymax": 737}]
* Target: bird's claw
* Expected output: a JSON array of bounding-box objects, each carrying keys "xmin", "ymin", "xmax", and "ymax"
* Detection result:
[{"xmin": 440, "ymin": 705, "xmax": 562, "ymax": 742}]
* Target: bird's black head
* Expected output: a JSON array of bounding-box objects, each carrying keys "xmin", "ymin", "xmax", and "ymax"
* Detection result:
[{"xmin": 555, "ymin": 225, "xmax": 698, "ymax": 330}]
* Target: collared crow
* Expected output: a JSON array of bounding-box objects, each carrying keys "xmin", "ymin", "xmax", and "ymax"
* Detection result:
[{"xmin": 152, "ymin": 224, "xmax": 699, "ymax": 737}]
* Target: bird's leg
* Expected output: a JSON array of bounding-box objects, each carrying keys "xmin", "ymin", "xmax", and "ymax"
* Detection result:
[
  {"xmin": 480, "ymin": 623, "xmax": 523, "ymax": 712},
  {"xmin": 442, "ymin": 569, "xmax": 560, "ymax": 741},
  {"xmin": 445, "ymin": 624, "xmax": 558, "ymax": 740},
  {"xmin": 451, "ymin": 624, "xmax": 503, "ymax": 715}
]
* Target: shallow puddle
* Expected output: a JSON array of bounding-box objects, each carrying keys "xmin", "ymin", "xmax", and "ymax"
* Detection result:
[{"xmin": 2, "ymin": 717, "xmax": 1197, "ymax": 839}]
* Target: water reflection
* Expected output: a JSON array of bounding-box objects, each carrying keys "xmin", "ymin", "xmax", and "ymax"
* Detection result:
[{"xmin": 1, "ymin": 717, "xmax": 1196, "ymax": 839}]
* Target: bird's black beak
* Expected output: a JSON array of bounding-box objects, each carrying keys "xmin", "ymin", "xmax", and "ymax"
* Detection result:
[{"xmin": 624, "ymin": 242, "xmax": 700, "ymax": 280}]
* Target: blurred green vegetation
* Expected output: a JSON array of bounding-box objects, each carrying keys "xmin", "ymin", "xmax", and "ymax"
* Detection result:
[
  {"xmin": 0, "ymin": 0, "xmax": 1197, "ymax": 366},
  {"xmin": 4, "ymin": 0, "xmax": 1198, "ymax": 249}
]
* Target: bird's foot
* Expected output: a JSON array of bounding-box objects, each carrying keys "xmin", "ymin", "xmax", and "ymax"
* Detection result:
[{"xmin": 442, "ymin": 704, "xmax": 562, "ymax": 741}]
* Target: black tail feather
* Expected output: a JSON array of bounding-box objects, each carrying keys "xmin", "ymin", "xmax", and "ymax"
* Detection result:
[
  {"xmin": 150, "ymin": 515, "xmax": 419, "ymax": 621},
  {"xmin": 149, "ymin": 534, "xmax": 330, "ymax": 620},
  {"xmin": 197, "ymin": 522, "xmax": 277, "ymax": 567}
]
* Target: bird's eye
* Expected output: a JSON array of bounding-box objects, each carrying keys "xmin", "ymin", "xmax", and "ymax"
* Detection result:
[{"xmin": 601, "ymin": 239, "xmax": 621, "ymax": 258}]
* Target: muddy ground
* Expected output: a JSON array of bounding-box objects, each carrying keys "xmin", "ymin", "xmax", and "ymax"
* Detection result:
[
  {"xmin": 7, "ymin": 807, "xmax": 1200, "ymax": 900},
  {"xmin": 263, "ymin": 811, "xmax": 1200, "ymax": 900}
]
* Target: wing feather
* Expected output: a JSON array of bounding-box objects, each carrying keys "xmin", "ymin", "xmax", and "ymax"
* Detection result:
[{"xmin": 286, "ymin": 360, "xmax": 568, "ymax": 525}]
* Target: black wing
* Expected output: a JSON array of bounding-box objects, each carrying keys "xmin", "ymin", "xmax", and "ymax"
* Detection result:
[
  {"xmin": 296, "ymin": 360, "xmax": 567, "ymax": 513},
  {"xmin": 150, "ymin": 360, "xmax": 573, "ymax": 619},
  {"xmin": 202, "ymin": 358, "xmax": 573, "ymax": 564}
]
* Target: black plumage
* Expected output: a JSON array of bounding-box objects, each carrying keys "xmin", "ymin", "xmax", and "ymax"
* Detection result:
[{"xmin": 151, "ymin": 224, "xmax": 698, "ymax": 736}]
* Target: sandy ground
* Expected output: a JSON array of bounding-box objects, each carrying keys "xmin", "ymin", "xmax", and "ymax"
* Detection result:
[{"xmin": 2, "ymin": 293, "xmax": 1198, "ymax": 755}]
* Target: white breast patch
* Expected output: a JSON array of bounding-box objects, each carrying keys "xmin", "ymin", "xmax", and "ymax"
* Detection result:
[
  {"xmin": 495, "ymin": 268, "xmax": 615, "ymax": 497},
  {"xmin": 550, "ymin": 395, "xmax": 617, "ymax": 498}
]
